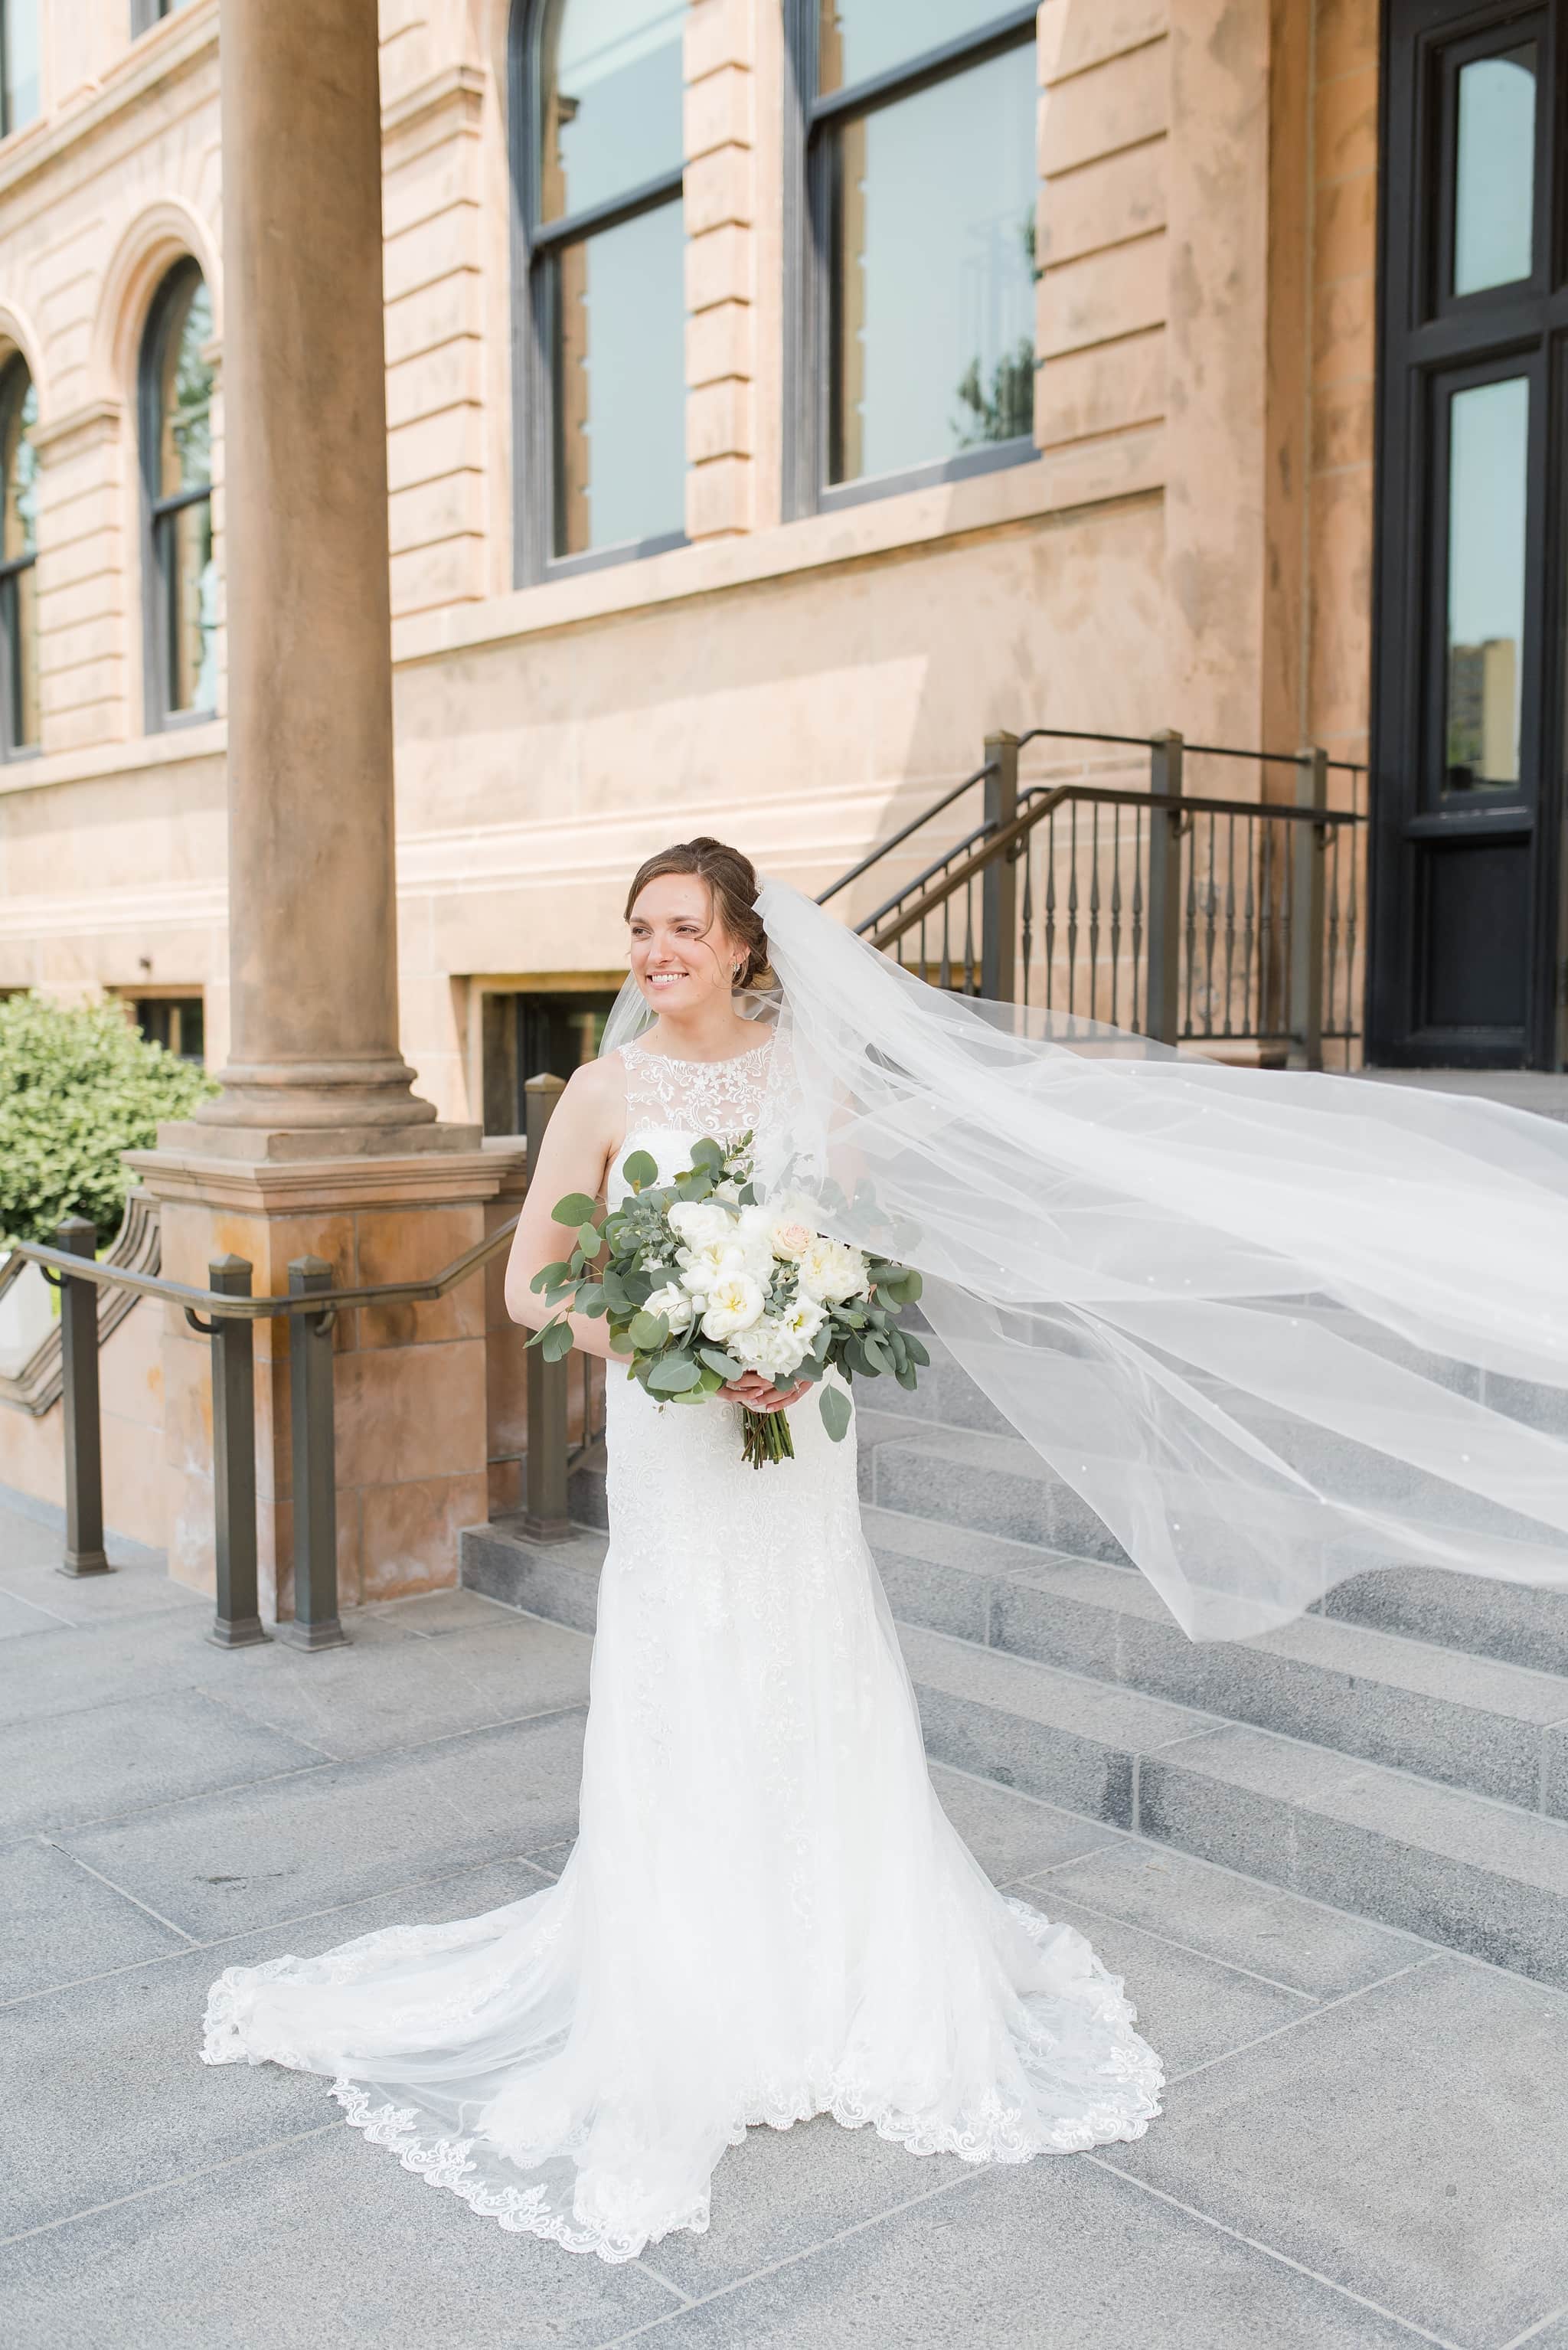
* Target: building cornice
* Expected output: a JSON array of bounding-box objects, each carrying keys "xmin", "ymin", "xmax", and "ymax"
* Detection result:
[
  {"xmin": 382, "ymin": 63, "xmax": 488, "ymax": 148},
  {"xmin": 31, "ymin": 397, "xmax": 124, "ymax": 459}
]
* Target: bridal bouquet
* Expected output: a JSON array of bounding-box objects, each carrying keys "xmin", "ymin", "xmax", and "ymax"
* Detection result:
[{"xmin": 528, "ymin": 1133, "xmax": 926, "ymax": 1466}]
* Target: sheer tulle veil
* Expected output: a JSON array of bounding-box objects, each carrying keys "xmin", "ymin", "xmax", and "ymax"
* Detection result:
[{"xmin": 602, "ymin": 874, "xmax": 1568, "ymax": 1641}]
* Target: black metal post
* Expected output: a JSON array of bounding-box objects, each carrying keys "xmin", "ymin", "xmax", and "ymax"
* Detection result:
[
  {"xmin": 1145, "ymin": 730, "xmax": 1184, "ymax": 1045},
  {"xmin": 55, "ymin": 1216, "xmax": 110, "ymax": 1577},
  {"xmin": 206, "ymin": 1256, "xmax": 266, "ymax": 1648},
  {"xmin": 286, "ymin": 1256, "xmax": 346, "ymax": 1649},
  {"xmin": 982, "ymin": 730, "xmax": 1019, "ymax": 1003},
  {"xmin": 523, "ymin": 1072, "xmax": 572, "ymax": 1541},
  {"xmin": 1289, "ymin": 745, "xmax": 1328, "ymax": 1071}
]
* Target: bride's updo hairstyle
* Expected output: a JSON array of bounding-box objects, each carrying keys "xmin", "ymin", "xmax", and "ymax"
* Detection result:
[{"xmin": 625, "ymin": 838, "xmax": 774, "ymax": 992}]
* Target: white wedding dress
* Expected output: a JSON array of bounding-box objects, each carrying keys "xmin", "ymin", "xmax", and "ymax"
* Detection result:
[{"xmin": 202, "ymin": 1038, "xmax": 1163, "ymax": 2262}]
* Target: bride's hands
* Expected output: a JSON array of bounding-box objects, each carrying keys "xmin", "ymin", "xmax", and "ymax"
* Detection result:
[{"xmin": 717, "ymin": 1371, "xmax": 812, "ymax": 1414}]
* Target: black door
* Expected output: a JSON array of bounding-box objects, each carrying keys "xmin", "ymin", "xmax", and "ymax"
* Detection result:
[{"xmin": 1370, "ymin": 0, "xmax": 1567, "ymax": 1067}]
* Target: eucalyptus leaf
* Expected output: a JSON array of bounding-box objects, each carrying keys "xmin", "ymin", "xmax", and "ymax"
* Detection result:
[
  {"xmin": 628, "ymin": 1309, "xmax": 669, "ymax": 1350},
  {"xmin": 621, "ymin": 1149, "xmax": 658, "ymax": 1191},
  {"xmin": 690, "ymin": 1138, "xmax": 725, "ymax": 1169},
  {"xmin": 647, "ymin": 1353, "xmax": 701, "ymax": 1394},
  {"xmin": 819, "ymin": 1384, "xmax": 852, "ymax": 1442},
  {"xmin": 530, "ymin": 1259, "xmax": 571, "ymax": 1293},
  {"xmin": 904, "ymin": 1335, "xmax": 931, "ymax": 1367},
  {"xmin": 539, "ymin": 1319, "xmax": 575, "ymax": 1362},
  {"xmin": 575, "ymin": 1221, "xmax": 601, "ymax": 1256},
  {"xmin": 552, "ymin": 1191, "xmax": 599, "ymax": 1227},
  {"xmin": 698, "ymin": 1345, "xmax": 745, "ymax": 1379}
]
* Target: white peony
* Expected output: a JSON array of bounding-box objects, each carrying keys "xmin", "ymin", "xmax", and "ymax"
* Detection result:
[
  {"xmin": 736, "ymin": 1315, "xmax": 808, "ymax": 1379},
  {"xmin": 712, "ymin": 1178, "xmax": 745, "ymax": 1204},
  {"xmin": 795, "ymin": 1235, "xmax": 868, "ymax": 1304},
  {"xmin": 644, "ymin": 1282, "xmax": 694, "ymax": 1335},
  {"xmin": 779, "ymin": 1293, "xmax": 825, "ymax": 1351},
  {"xmin": 676, "ymin": 1239, "xmax": 749, "ymax": 1299},
  {"xmin": 668, "ymin": 1199, "xmax": 737, "ymax": 1251},
  {"xmin": 701, "ymin": 1271, "xmax": 766, "ymax": 1341}
]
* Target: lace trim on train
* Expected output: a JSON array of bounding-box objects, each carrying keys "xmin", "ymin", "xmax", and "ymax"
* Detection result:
[{"xmin": 220, "ymin": 1896, "xmax": 1164, "ymax": 2267}]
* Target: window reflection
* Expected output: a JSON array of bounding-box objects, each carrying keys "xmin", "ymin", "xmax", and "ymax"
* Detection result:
[
  {"xmin": 144, "ymin": 267, "xmax": 217, "ymax": 722},
  {"xmin": 1, "ymin": 0, "xmax": 41, "ymax": 136},
  {"xmin": 1445, "ymin": 377, "xmax": 1527, "ymax": 793},
  {"xmin": 534, "ymin": 0, "xmax": 687, "ymax": 564},
  {"xmin": 1453, "ymin": 46, "xmax": 1536, "ymax": 297},
  {"xmin": 831, "ymin": 41, "xmax": 1035, "ymax": 485},
  {"xmin": 539, "ymin": 0, "xmax": 684, "ymax": 223},
  {"xmin": 818, "ymin": 0, "xmax": 1011, "ymax": 96},
  {"xmin": 552, "ymin": 202, "xmax": 685, "ymax": 556},
  {"xmin": 0, "ymin": 358, "xmax": 39, "ymax": 751}
]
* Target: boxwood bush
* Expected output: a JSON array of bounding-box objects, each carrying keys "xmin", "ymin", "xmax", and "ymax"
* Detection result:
[{"xmin": 0, "ymin": 992, "xmax": 218, "ymax": 1247}]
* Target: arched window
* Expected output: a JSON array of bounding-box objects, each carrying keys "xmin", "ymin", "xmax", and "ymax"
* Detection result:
[
  {"xmin": 1, "ymin": 0, "xmax": 41, "ymax": 136},
  {"xmin": 131, "ymin": 0, "xmax": 191, "ymax": 33},
  {"xmin": 0, "ymin": 355, "xmax": 38, "ymax": 757},
  {"xmin": 139, "ymin": 262, "xmax": 217, "ymax": 727},
  {"xmin": 786, "ymin": 2, "xmax": 1038, "ymax": 515},
  {"xmin": 517, "ymin": 0, "xmax": 687, "ymax": 577}
]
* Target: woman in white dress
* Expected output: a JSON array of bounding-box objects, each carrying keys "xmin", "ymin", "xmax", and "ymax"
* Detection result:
[
  {"xmin": 202, "ymin": 839, "xmax": 1165, "ymax": 2262},
  {"xmin": 204, "ymin": 835, "xmax": 1568, "ymax": 2261}
]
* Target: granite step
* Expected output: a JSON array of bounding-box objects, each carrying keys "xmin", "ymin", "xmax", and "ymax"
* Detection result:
[
  {"xmin": 456, "ymin": 1515, "xmax": 1568, "ymax": 1988},
  {"xmin": 864, "ymin": 1505, "xmax": 1568, "ymax": 1815}
]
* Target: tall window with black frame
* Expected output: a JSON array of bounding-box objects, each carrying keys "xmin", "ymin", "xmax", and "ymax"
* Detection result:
[
  {"xmin": 792, "ymin": 1, "xmax": 1038, "ymax": 510},
  {"xmin": 0, "ymin": 355, "xmax": 38, "ymax": 758},
  {"xmin": 521, "ymin": 0, "xmax": 688, "ymax": 576},
  {"xmin": 140, "ymin": 263, "xmax": 217, "ymax": 728}
]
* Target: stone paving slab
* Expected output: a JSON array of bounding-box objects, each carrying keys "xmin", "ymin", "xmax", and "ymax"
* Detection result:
[
  {"xmin": 0, "ymin": 1687, "xmax": 328, "ymax": 1842},
  {"xmin": 926, "ymin": 1763, "xmax": 1120, "ymax": 1883},
  {"xmin": 0, "ymin": 1836, "xmax": 191, "ymax": 2002},
  {"xmin": 626, "ymin": 2158, "xmax": 1426, "ymax": 2350},
  {"xmin": 1035, "ymin": 1896, "xmax": 1314, "ymax": 2078},
  {"xmin": 0, "ymin": 2117, "xmax": 679, "ymax": 2350},
  {"xmin": 56, "ymin": 1705, "xmax": 587, "ymax": 1939},
  {"xmin": 1031, "ymin": 1841, "xmax": 1429, "ymax": 2002},
  {"xmin": 1102, "ymin": 1953, "xmax": 1568, "ymax": 2348}
]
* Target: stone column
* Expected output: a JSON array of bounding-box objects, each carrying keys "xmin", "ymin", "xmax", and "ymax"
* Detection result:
[
  {"xmin": 128, "ymin": 0, "xmax": 529, "ymax": 1616},
  {"xmin": 199, "ymin": 0, "xmax": 430, "ymax": 1139}
]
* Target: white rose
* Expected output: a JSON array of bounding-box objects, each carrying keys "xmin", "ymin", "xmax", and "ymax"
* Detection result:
[
  {"xmin": 763, "ymin": 1193, "xmax": 821, "ymax": 1260},
  {"xmin": 644, "ymin": 1283, "xmax": 694, "ymax": 1335},
  {"xmin": 713, "ymin": 1178, "xmax": 745, "ymax": 1204},
  {"xmin": 795, "ymin": 1236, "xmax": 868, "ymax": 1304},
  {"xmin": 667, "ymin": 1200, "xmax": 737, "ymax": 1250},
  {"xmin": 701, "ymin": 1271, "xmax": 766, "ymax": 1341}
]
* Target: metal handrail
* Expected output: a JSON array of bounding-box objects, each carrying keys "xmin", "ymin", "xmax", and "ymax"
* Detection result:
[
  {"xmin": 4, "ymin": 1217, "xmax": 521, "ymax": 1325},
  {"xmin": 815, "ymin": 760, "xmax": 997, "ymax": 906},
  {"xmin": 865, "ymin": 781, "xmax": 1360, "ymax": 955},
  {"xmin": 1014, "ymin": 724, "xmax": 1367, "ymax": 774}
]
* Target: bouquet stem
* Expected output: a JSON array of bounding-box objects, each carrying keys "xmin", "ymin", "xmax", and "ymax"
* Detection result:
[{"xmin": 740, "ymin": 1406, "xmax": 795, "ymax": 1469}]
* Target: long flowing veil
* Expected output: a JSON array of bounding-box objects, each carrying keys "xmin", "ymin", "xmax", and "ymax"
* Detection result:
[{"xmin": 720, "ymin": 877, "xmax": 1567, "ymax": 1642}]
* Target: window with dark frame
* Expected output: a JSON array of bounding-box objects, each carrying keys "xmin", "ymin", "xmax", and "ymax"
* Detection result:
[
  {"xmin": 481, "ymin": 988, "xmax": 617, "ymax": 1135},
  {"xmin": 514, "ymin": 0, "xmax": 688, "ymax": 581},
  {"xmin": 786, "ymin": 1, "xmax": 1039, "ymax": 518},
  {"xmin": 139, "ymin": 261, "xmax": 217, "ymax": 730},
  {"xmin": 0, "ymin": 355, "xmax": 38, "ymax": 758},
  {"xmin": 132, "ymin": 995, "xmax": 205, "ymax": 1064},
  {"xmin": 1, "ymin": 0, "xmax": 40, "ymax": 136}
]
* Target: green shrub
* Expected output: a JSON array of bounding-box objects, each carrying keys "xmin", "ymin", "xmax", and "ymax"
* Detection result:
[{"xmin": 0, "ymin": 992, "xmax": 219, "ymax": 1247}]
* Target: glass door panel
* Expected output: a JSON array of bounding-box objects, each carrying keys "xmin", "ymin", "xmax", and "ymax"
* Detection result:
[
  {"xmin": 1453, "ymin": 45, "xmax": 1537, "ymax": 295},
  {"xmin": 1443, "ymin": 374, "xmax": 1528, "ymax": 793}
]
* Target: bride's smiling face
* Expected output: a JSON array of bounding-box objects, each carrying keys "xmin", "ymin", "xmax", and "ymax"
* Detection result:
[{"xmin": 628, "ymin": 875, "xmax": 740, "ymax": 1016}]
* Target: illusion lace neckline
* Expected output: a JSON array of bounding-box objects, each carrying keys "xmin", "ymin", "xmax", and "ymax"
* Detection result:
[{"xmin": 622, "ymin": 1036, "xmax": 771, "ymax": 1071}]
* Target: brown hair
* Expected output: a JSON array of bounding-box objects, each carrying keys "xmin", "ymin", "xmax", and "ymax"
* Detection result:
[{"xmin": 623, "ymin": 838, "xmax": 773, "ymax": 989}]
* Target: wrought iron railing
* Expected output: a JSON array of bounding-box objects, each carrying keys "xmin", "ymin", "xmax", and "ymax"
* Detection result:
[{"xmin": 820, "ymin": 726, "xmax": 1369, "ymax": 1066}]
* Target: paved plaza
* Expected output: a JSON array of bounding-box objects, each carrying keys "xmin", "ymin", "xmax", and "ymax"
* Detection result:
[{"xmin": 4, "ymin": 1486, "xmax": 1567, "ymax": 2350}]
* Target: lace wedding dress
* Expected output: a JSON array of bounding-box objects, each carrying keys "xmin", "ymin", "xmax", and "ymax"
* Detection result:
[{"xmin": 202, "ymin": 1037, "xmax": 1163, "ymax": 2262}]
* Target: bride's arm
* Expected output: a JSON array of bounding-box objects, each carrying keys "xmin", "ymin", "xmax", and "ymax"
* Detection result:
[{"xmin": 502, "ymin": 1058, "xmax": 627, "ymax": 1365}]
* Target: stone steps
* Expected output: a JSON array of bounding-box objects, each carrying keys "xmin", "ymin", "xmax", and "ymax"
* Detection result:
[{"xmin": 457, "ymin": 1512, "xmax": 1568, "ymax": 1989}]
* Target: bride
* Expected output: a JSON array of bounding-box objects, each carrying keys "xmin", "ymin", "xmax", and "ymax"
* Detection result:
[{"xmin": 204, "ymin": 835, "xmax": 1568, "ymax": 2263}]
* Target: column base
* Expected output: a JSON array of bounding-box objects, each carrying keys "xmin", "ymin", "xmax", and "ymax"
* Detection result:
[
  {"xmin": 208, "ymin": 1616, "xmax": 272, "ymax": 1649},
  {"xmin": 281, "ymin": 1616, "xmax": 349, "ymax": 1652},
  {"xmin": 58, "ymin": 1551, "xmax": 113, "ymax": 1577}
]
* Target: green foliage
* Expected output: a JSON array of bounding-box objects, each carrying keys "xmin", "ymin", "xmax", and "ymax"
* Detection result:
[{"xmin": 0, "ymin": 992, "xmax": 217, "ymax": 1247}]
